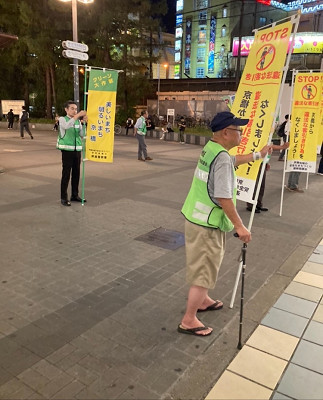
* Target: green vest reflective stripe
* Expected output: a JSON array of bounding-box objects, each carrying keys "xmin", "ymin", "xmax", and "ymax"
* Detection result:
[
  {"xmin": 181, "ymin": 141, "xmax": 236, "ymax": 232},
  {"xmin": 137, "ymin": 116, "xmax": 147, "ymax": 135},
  {"xmin": 56, "ymin": 116, "xmax": 83, "ymax": 151}
]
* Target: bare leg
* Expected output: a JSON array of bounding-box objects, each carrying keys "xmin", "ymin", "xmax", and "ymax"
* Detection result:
[{"xmin": 181, "ymin": 285, "xmax": 213, "ymax": 335}]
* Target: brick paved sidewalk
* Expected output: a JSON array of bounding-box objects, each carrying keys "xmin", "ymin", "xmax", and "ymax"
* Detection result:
[{"xmin": 0, "ymin": 130, "xmax": 322, "ymax": 399}]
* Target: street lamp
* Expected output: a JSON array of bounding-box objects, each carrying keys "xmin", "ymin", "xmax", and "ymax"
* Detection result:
[
  {"xmin": 157, "ymin": 63, "xmax": 168, "ymax": 119},
  {"xmin": 59, "ymin": 0, "xmax": 94, "ymax": 107}
]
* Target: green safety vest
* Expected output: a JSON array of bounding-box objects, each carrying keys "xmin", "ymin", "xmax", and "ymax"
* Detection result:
[
  {"xmin": 56, "ymin": 116, "xmax": 83, "ymax": 151},
  {"xmin": 181, "ymin": 141, "xmax": 236, "ymax": 232}
]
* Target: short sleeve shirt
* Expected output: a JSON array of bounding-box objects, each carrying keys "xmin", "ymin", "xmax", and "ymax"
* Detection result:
[{"xmin": 207, "ymin": 151, "xmax": 236, "ymax": 206}]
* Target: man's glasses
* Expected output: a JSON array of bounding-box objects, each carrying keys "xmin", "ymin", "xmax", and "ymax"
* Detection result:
[{"xmin": 226, "ymin": 127, "xmax": 243, "ymax": 134}]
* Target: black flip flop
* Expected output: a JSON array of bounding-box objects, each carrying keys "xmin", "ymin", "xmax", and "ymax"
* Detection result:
[
  {"xmin": 197, "ymin": 300, "xmax": 223, "ymax": 312},
  {"xmin": 177, "ymin": 324, "xmax": 213, "ymax": 336}
]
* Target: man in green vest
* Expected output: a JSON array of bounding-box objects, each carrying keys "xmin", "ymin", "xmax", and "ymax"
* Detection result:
[
  {"xmin": 178, "ymin": 111, "xmax": 272, "ymax": 337},
  {"xmin": 57, "ymin": 100, "xmax": 87, "ymax": 206}
]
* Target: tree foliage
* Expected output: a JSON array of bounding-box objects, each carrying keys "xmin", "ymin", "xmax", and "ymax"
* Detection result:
[{"xmin": 0, "ymin": 0, "xmax": 167, "ymax": 119}]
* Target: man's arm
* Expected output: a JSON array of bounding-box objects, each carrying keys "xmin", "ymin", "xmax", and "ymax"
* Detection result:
[
  {"xmin": 235, "ymin": 144, "xmax": 272, "ymax": 166},
  {"xmin": 216, "ymin": 198, "xmax": 251, "ymax": 243}
]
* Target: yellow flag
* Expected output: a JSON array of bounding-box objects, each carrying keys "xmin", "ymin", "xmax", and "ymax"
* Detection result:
[
  {"xmin": 230, "ymin": 22, "xmax": 292, "ymax": 202},
  {"xmin": 287, "ymin": 72, "xmax": 323, "ymax": 173},
  {"xmin": 86, "ymin": 70, "xmax": 119, "ymax": 163}
]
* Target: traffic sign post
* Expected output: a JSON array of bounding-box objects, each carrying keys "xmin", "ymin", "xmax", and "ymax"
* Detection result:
[{"xmin": 62, "ymin": 39, "xmax": 89, "ymax": 108}]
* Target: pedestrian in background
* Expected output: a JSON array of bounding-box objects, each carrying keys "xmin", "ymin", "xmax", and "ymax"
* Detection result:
[
  {"xmin": 125, "ymin": 117, "xmax": 134, "ymax": 135},
  {"xmin": 7, "ymin": 109, "xmax": 14, "ymax": 129},
  {"xmin": 19, "ymin": 106, "xmax": 33, "ymax": 139},
  {"xmin": 134, "ymin": 110, "xmax": 153, "ymax": 162},
  {"xmin": 57, "ymin": 100, "xmax": 87, "ymax": 206},
  {"xmin": 178, "ymin": 117, "xmax": 186, "ymax": 144}
]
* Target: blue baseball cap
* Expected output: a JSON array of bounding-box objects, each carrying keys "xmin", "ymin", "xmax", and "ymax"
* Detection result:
[{"xmin": 210, "ymin": 111, "xmax": 249, "ymax": 132}]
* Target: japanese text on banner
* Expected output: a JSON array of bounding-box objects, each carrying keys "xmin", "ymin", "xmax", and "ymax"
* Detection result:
[
  {"xmin": 287, "ymin": 72, "xmax": 322, "ymax": 173},
  {"xmin": 230, "ymin": 21, "xmax": 292, "ymax": 202},
  {"xmin": 86, "ymin": 70, "xmax": 118, "ymax": 163}
]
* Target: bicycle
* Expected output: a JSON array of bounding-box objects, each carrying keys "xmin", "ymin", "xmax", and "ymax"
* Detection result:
[{"xmin": 114, "ymin": 124, "xmax": 122, "ymax": 135}]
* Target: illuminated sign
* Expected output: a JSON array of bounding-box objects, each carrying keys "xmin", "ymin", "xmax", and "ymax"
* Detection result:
[
  {"xmin": 176, "ymin": 14, "xmax": 183, "ymax": 25},
  {"xmin": 257, "ymin": 0, "xmax": 271, "ymax": 5},
  {"xmin": 208, "ymin": 15, "xmax": 216, "ymax": 73},
  {"xmin": 270, "ymin": 0, "xmax": 323, "ymax": 13},
  {"xmin": 175, "ymin": 27, "xmax": 183, "ymax": 38},
  {"xmin": 232, "ymin": 33, "xmax": 323, "ymax": 56},
  {"xmin": 176, "ymin": 0, "xmax": 183, "ymax": 12}
]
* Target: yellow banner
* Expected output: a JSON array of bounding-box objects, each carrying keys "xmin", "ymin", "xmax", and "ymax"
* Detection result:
[
  {"xmin": 230, "ymin": 21, "xmax": 293, "ymax": 202},
  {"xmin": 86, "ymin": 70, "xmax": 118, "ymax": 163},
  {"xmin": 287, "ymin": 72, "xmax": 323, "ymax": 173}
]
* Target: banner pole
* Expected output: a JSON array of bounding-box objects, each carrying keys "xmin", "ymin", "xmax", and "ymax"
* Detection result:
[
  {"xmin": 81, "ymin": 64, "xmax": 89, "ymax": 206},
  {"xmin": 229, "ymin": 13, "xmax": 300, "ymax": 309}
]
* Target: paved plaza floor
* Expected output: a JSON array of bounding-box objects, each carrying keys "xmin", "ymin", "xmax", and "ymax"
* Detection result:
[{"xmin": 0, "ymin": 128, "xmax": 322, "ymax": 399}]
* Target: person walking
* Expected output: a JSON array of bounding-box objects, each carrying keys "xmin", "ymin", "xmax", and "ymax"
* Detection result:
[
  {"xmin": 56, "ymin": 100, "xmax": 87, "ymax": 206},
  {"xmin": 178, "ymin": 117, "xmax": 186, "ymax": 144},
  {"xmin": 278, "ymin": 114, "xmax": 289, "ymax": 161},
  {"xmin": 178, "ymin": 111, "xmax": 272, "ymax": 337},
  {"xmin": 19, "ymin": 106, "xmax": 33, "ymax": 139},
  {"xmin": 134, "ymin": 110, "xmax": 153, "ymax": 161},
  {"xmin": 7, "ymin": 109, "xmax": 14, "ymax": 129}
]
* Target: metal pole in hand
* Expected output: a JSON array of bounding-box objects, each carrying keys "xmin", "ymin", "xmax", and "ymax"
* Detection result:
[{"xmin": 237, "ymin": 243, "xmax": 247, "ymax": 350}]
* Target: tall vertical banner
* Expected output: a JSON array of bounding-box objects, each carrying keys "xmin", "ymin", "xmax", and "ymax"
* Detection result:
[
  {"xmin": 287, "ymin": 72, "xmax": 323, "ymax": 173},
  {"xmin": 86, "ymin": 69, "xmax": 118, "ymax": 163},
  {"xmin": 230, "ymin": 22, "xmax": 293, "ymax": 202}
]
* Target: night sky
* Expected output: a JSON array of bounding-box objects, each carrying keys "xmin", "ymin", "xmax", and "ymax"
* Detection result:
[{"xmin": 164, "ymin": 0, "xmax": 176, "ymax": 34}]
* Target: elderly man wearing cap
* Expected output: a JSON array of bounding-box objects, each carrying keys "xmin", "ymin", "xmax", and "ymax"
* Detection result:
[{"xmin": 178, "ymin": 111, "xmax": 272, "ymax": 337}]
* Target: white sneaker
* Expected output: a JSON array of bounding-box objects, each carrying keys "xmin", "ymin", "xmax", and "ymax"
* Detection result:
[{"xmin": 317, "ymin": 173, "xmax": 323, "ymax": 176}]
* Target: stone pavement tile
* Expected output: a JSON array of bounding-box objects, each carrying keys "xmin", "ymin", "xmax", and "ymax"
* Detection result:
[
  {"xmin": 52, "ymin": 379, "xmax": 85, "ymax": 399},
  {"xmin": 284, "ymin": 281, "xmax": 323, "ymax": 302},
  {"xmin": 303, "ymin": 320, "xmax": 323, "ymax": 346},
  {"xmin": 294, "ymin": 271, "xmax": 323, "ymax": 289},
  {"xmin": 261, "ymin": 308, "xmax": 309, "ymax": 337},
  {"xmin": 54, "ymin": 348, "xmax": 89, "ymax": 372},
  {"xmin": 302, "ymin": 260, "xmax": 323, "ymax": 276},
  {"xmin": 227, "ymin": 346, "xmax": 287, "ymax": 389},
  {"xmin": 1, "ymin": 346, "xmax": 41, "ymax": 377},
  {"xmin": 45, "ymin": 343, "xmax": 76, "ymax": 364},
  {"xmin": 291, "ymin": 339, "xmax": 323, "ymax": 374},
  {"xmin": 0, "ymin": 378, "xmax": 35, "ymax": 400},
  {"xmin": 205, "ymin": 370, "xmax": 272, "ymax": 400},
  {"xmin": 17, "ymin": 368, "xmax": 50, "ymax": 392},
  {"xmin": 246, "ymin": 325, "xmax": 299, "ymax": 360},
  {"xmin": 272, "ymin": 392, "xmax": 293, "ymax": 399},
  {"xmin": 0, "ymin": 367, "xmax": 13, "ymax": 386},
  {"xmin": 74, "ymin": 387, "xmax": 101, "ymax": 399},
  {"xmin": 313, "ymin": 304, "xmax": 323, "ymax": 323},
  {"xmin": 87, "ymin": 376, "xmax": 130, "ymax": 399},
  {"xmin": 272, "ymin": 293, "xmax": 317, "ymax": 318},
  {"xmin": 276, "ymin": 363, "xmax": 323, "ymax": 399},
  {"xmin": 308, "ymin": 245, "xmax": 323, "ymax": 264},
  {"xmin": 36, "ymin": 371, "xmax": 74, "ymax": 398},
  {"xmin": 118, "ymin": 382, "xmax": 159, "ymax": 400},
  {"xmin": 66, "ymin": 364, "xmax": 99, "ymax": 386},
  {"xmin": 31, "ymin": 359, "xmax": 62, "ymax": 381}
]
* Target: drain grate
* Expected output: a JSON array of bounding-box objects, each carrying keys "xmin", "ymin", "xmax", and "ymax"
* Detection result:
[{"xmin": 135, "ymin": 227, "xmax": 185, "ymax": 250}]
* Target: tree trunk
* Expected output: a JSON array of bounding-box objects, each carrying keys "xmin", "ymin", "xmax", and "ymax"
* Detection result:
[{"xmin": 45, "ymin": 67, "xmax": 52, "ymax": 119}]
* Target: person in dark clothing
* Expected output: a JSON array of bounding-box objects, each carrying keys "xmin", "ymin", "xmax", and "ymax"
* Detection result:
[
  {"xmin": 56, "ymin": 101, "xmax": 87, "ymax": 206},
  {"xmin": 125, "ymin": 117, "xmax": 134, "ymax": 135},
  {"xmin": 178, "ymin": 117, "xmax": 186, "ymax": 144},
  {"xmin": 317, "ymin": 142, "xmax": 323, "ymax": 176},
  {"xmin": 278, "ymin": 114, "xmax": 289, "ymax": 161},
  {"xmin": 7, "ymin": 109, "xmax": 14, "ymax": 129},
  {"xmin": 19, "ymin": 106, "xmax": 33, "ymax": 139}
]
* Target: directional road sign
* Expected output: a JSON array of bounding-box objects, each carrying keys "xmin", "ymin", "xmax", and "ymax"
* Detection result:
[
  {"xmin": 62, "ymin": 49, "xmax": 89, "ymax": 61},
  {"xmin": 62, "ymin": 40, "xmax": 88, "ymax": 53}
]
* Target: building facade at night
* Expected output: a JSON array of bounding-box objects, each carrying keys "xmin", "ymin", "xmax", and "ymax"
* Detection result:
[{"xmin": 174, "ymin": 0, "xmax": 323, "ymax": 79}]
